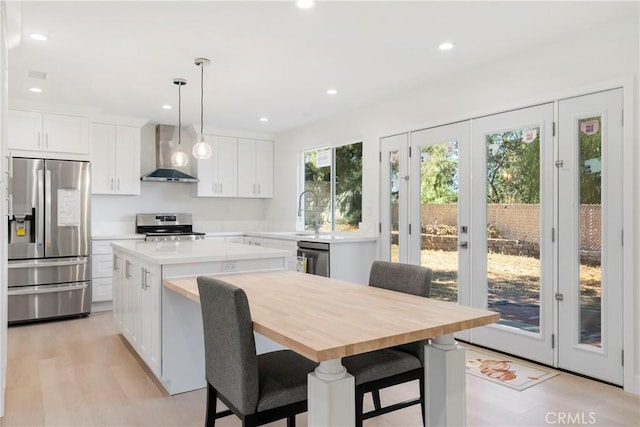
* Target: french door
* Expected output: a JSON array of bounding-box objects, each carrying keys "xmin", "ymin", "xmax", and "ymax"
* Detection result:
[
  {"xmin": 556, "ymin": 89, "xmax": 623, "ymax": 384},
  {"xmin": 379, "ymin": 89, "xmax": 624, "ymax": 384},
  {"xmin": 470, "ymin": 104, "xmax": 555, "ymax": 365}
]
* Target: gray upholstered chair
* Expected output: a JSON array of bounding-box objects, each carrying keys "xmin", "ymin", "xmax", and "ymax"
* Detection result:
[
  {"xmin": 197, "ymin": 276, "xmax": 318, "ymax": 427},
  {"xmin": 342, "ymin": 261, "xmax": 432, "ymax": 427}
]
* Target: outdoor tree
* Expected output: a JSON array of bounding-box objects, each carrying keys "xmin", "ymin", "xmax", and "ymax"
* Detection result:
[
  {"xmin": 486, "ymin": 129, "xmax": 540, "ymax": 204},
  {"xmin": 420, "ymin": 143, "xmax": 458, "ymax": 204}
]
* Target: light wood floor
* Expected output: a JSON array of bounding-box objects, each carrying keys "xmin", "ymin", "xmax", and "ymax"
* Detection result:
[{"xmin": 2, "ymin": 312, "xmax": 638, "ymax": 427}]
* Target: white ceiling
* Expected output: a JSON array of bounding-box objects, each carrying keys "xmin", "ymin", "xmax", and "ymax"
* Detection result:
[{"xmin": 8, "ymin": 1, "xmax": 636, "ymax": 134}]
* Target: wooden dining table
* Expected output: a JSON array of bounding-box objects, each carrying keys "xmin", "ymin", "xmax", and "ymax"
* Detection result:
[{"xmin": 163, "ymin": 270, "xmax": 499, "ymax": 427}]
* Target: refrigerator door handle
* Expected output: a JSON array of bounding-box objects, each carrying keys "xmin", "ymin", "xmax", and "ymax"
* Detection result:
[
  {"xmin": 44, "ymin": 168, "xmax": 52, "ymax": 248},
  {"xmin": 8, "ymin": 258, "xmax": 88, "ymax": 269},
  {"xmin": 37, "ymin": 168, "xmax": 46, "ymax": 248},
  {"xmin": 8, "ymin": 283, "xmax": 88, "ymax": 296}
]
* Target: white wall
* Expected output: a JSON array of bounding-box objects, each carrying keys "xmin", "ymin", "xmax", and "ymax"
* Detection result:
[{"xmin": 267, "ymin": 16, "xmax": 639, "ymax": 392}]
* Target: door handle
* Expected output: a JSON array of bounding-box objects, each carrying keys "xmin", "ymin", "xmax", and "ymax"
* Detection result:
[
  {"xmin": 44, "ymin": 169, "xmax": 52, "ymax": 248},
  {"xmin": 8, "ymin": 283, "xmax": 88, "ymax": 296},
  {"xmin": 458, "ymin": 241, "xmax": 468, "ymax": 249}
]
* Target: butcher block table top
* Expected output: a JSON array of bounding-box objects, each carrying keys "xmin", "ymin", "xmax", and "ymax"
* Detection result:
[{"xmin": 163, "ymin": 270, "xmax": 499, "ymax": 362}]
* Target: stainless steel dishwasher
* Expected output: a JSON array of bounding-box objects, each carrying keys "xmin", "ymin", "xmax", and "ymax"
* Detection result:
[{"xmin": 297, "ymin": 241, "xmax": 329, "ymax": 277}]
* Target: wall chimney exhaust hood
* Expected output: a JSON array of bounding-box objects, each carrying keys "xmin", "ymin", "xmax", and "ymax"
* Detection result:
[{"xmin": 141, "ymin": 125, "xmax": 199, "ymax": 183}]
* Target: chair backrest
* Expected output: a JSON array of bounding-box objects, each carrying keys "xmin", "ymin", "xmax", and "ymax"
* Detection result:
[
  {"xmin": 369, "ymin": 261, "xmax": 432, "ymax": 297},
  {"xmin": 197, "ymin": 276, "xmax": 259, "ymax": 415}
]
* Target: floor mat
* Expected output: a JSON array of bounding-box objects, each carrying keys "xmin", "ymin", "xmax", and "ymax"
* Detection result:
[{"xmin": 465, "ymin": 347, "xmax": 558, "ymax": 391}]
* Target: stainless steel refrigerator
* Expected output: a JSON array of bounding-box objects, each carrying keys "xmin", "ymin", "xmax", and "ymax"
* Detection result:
[{"xmin": 7, "ymin": 158, "xmax": 91, "ymax": 323}]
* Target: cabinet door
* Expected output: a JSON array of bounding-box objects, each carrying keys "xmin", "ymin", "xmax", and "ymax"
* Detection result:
[
  {"xmin": 121, "ymin": 256, "xmax": 136, "ymax": 340},
  {"xmin": 195, "ymin": 135, "xmax": 217, "ymax": 197},
  {"xmin": 114, "ymin": 126, "xmax": 141, "ymax": 195},
  {"xmin": 112, "ymin": 254, "xmax": 122, "ymax": 325},
  {"xmin": 92, "ymin": 277, "xmax": 113, "ymax": 302},
  {"xmin": 44, "ymin": 113, "xmax": 89, "ymax": 154},
  {"xmin": 237, "ymin": 138, "xmax": 256, "ymax": 197},
  {"xmin": 92, "ymin": 253, "xmax": 114, "ymax": 278},
  {"xmin": 8, "ymin": 110, "xmax": 42, "ymax": 151},
  {"xmin": 139, "ymin": 262, "xmax": 161, "ymax": 376},
  {"xmin": 217, "ymin": 136, "xmax": 238, "ymax": 197},
  {"xmin": 255, "ymin": 140, "xmax": 273, "ymax": 198},
  {"xmin": 91, "ymin": 124, "xmax": 116, "ymax": 194}
]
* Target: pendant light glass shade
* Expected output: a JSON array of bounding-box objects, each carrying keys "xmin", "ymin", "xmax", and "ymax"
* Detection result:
[
  {"xmin": 171, "ymin": 78, "xmax": 189, "ymax": 167},
  {"xmin": 171, "ymin": 149, "xmax": 189, "ymax": 168},
  {"xmin": 193, "ymin": 57, "xmax": 212, "ymax": 160}
]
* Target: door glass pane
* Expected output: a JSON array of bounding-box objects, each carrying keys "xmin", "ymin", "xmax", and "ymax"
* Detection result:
[
  {"xmin": 304, "ymin": 148, "xmax": 331, "ymax": 231},
  {"xmin": 578, "ymin": 116, "xmax": 602, "ymax": 347},
  {"xmin": 390, "ymin": 151, "xmax": 400, "ymax": 262},
  {"xmin": 420, "ymin": 141, "xmax": 459, "ymax": 302},
  {"xmin": 486, "ymin": 127, "xmax": 541, "ymax": 332}
]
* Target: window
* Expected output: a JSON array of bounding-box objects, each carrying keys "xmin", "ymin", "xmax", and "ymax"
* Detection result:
[{"xmin": 300, "ymin": 142, "xmax": 363, "ymax": 232}]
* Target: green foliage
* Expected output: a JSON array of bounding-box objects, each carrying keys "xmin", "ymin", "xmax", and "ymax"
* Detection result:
[
  {"xmin": 486, "ymin": 128, "xmax": 540, "ymax": 204},
  {"xmin": 578, "ymin": 117, "xmax": 602, "ymax": 204},
  {"xmin": 335, "ymin": 143, "xmax": 363, "ymax": 226},
  {"xmin": 421, "ymin": 143, "xmax": 458, "ymax": 203}
]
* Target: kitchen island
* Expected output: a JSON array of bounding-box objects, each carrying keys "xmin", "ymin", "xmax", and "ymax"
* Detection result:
[{"xmin": 111, "ymin": 239, "xmax": 288, "ymax": 394}]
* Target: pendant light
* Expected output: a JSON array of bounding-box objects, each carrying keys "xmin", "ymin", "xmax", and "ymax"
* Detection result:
[
  {"xmin": 170, "ymin": 78, "xmax": 189, "ymax": 167},
  {"xmin": 192, "ymin": 57, "xmax": 212, "ymax": 160}
]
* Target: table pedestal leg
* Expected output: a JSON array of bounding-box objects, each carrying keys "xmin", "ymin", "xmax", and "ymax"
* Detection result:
[
  {"xmin": 308, "ymin": 358, "xmax": 355, "ymax": 427},
  {"xmin": 424, "ymin": 333, "xmax": 466, "ymax": 427}
]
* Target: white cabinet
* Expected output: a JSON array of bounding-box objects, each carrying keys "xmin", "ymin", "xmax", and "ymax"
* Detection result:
[
  {"xmin": 237, "ymin": 138, "xmax": 273, "ymax": 198},
  {"xmin": 8, "ymin": 109, "xmax": 89, "ymax": 157},
  {"xmin": 195, "ymin": 135, "xmax": 237, "ymax": 197},
  {"xmin": 91, "ymin": 237, "xmax": 143, "ymax": 305},
  {"xmin": 91, "ymin": 123, "xmax": 141, "ymax": 195},
  {"xmin": 113, "ymin": 251, "xmax": 161, "ymax": 377},
  {"xmin": 247, "ymin": 236, "xmax": 298, "ymax": 271}
]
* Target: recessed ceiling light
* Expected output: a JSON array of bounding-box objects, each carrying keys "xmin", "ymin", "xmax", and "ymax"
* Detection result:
[
  {"xmin": 29, "ymin": 87, "xmax": 43, "ymax": 93},
  {"xmin": 439, "ymin": 42, "xmax": 454, "ymax": 51},
  {"xmin": 326, "ymin": 89, "xmax": 338, "ymax": 95},
  {"xmin": 30, "ymin": 33, "xmax": 48, "ymax": 41},
  {"xmin": 297, "ymin": 0, "xmax": 314, "ymax": 9},
  {"xmin": 259, "ymin": 117, "xmax": 269, "ymax": 122},
  {"xmin": 162, "ymin": 105, "xmax": 172, "ymax": 110}
]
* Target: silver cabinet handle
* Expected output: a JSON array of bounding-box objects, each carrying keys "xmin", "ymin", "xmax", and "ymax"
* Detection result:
[
  {"xmin": 458, "ymin": 241, "xmax": 468, "ymax": 249},
  {"xmin": 113, "ymin": 254, "xmax": 119, "ymax": 271},
  {"xmin": 213, "ymin": 182, "xmax": 217, "ymax": 193},
  {"xmin": 220, "ymin": 182, "xmax": 223, "ymax": 193},
  {"xmin": 110, "ymin": 178, "xmax": 114, "ymax": 190},
  {"xmin": 257, "ymin": 184, "xmax": 260, "ymax": 195},
  {"xmin": 125, "ymin": 260, "xmax": 132, "ymax": 279}
]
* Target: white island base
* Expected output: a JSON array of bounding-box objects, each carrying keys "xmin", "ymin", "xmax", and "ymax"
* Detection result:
[{"xmin": 111, "ymin": 240, "xmax": 288, "ymax": 395}]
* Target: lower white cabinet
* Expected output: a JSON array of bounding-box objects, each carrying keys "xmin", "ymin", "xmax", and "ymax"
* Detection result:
[
  {"xmin": 113, "ymin": 252, "xmax": 161, "ymax": 377},
  {"xmin": 91, "ymin": 237, "xmax": 143, "ymax": 305},
  {"xmin": 246, "ymin": 236, "xmax": 298, "ymax": 271}
]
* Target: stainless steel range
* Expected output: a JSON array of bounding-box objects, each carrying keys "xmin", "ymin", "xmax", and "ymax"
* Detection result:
[{"xmin": 136, "ymin": 213, "xmax": 205, "ymax": 242}]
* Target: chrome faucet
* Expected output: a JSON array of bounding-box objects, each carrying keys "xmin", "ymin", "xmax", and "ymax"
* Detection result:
[{"xmin": 297, "ymin": 190, "xmax": 320, "ymax": 237}]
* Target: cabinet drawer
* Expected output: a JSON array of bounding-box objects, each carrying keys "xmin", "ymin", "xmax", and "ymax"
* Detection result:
[
  {"xmin": 92, "ymin": 254, "xmax": 113, "ymax": 278},
  {"xmin": 92, "ymin": 240, "xmax": 114, "ymax": 255},
  {"xmin": 92, "ymin": 277, "xmax": 112, "ymax": 302}
]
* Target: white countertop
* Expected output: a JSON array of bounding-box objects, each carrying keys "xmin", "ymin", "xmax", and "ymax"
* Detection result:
[
  {"xmin": 92, "ymin": 234, "xmax": 145, "ymax": 241},
  {"xmin": 244, "ymin": 231, "xmax": 378, "ymax": 244},
  {"xmin": 111, "ymin": 240, "xmax": 288, "ymax": 265}
]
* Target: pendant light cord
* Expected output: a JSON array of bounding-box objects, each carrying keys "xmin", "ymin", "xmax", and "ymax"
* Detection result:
[
  {"xmin": 200, "ymin": 63, "xmax": 204, "ymax": 135},
  {"xmin": 178, "ymin": 83, "xmax": 182, "ymax": 147}
]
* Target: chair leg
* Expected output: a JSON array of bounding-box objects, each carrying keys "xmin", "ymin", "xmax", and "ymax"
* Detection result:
[
  {"xmin": 419, "ymin": 377, "xmax": 426, "ymax": 427},
  {"xmin": 206, "ymin": 383, "xmax": 216, "ymax": 427},
  {"xmin": 371, "ymin": 390, "xmax": 382, "ymax": 410},
  {"xmin": 355, "ymin": 387, "xmax": 364, "ymax": 427},
  {"xmin": 286, "ymin": 415, "xmax": 296, "ymax": 427}
]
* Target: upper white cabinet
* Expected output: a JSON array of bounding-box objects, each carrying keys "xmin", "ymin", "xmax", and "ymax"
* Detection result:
[
  {"xmin": 8, "ymin": 109, "xmax": 89, "ymax": 158},
  {"xmin": 91, "ymin": 123, "xmax": 141, "ymax": 195},
  {"xmin": 195, "ymin": 135, "xmax": 238, "ymax": 197},
  {"xmin": 237, "ymin": 138, "xmax": 273, "ymax": 198}
]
